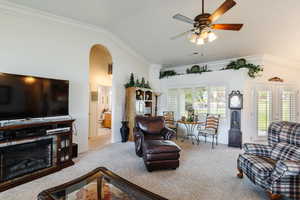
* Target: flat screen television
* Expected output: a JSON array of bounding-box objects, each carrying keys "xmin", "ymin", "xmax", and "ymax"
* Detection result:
[{"xmin": 0, "ymin": 73, "xmax": 69, "ymax": 120}]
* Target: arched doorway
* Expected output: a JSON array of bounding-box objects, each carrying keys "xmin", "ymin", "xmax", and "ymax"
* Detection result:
[{"xmin": 88, "ymin": 44, "xmax": 113, "ymax": 150}]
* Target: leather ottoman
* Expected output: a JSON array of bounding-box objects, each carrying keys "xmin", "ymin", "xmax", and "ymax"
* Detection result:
[{"xmin": 143, "ymin": 140, "xmax": 181, "ymax": 172}]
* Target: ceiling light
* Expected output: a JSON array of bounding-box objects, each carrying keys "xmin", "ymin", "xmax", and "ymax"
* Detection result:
[
  {"xmin": 200, "ymin": 31, "xmax": 209, "ymax": 39},
  {"xmin": 196, "ymin": 38, "xmax": 205, "ymax": 45},
  {"xmin": 188, "ymin": 33, "xmax": 198, "ymax": 43},
  {"xmin": 208, "ymin": 31, "xmax": 218, "ymax": 42}
]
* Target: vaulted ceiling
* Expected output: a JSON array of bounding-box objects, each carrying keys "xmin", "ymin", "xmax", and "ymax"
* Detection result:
[{"xmin": 6, "ymin": 0, "xmax": 300, "ymax": 66}]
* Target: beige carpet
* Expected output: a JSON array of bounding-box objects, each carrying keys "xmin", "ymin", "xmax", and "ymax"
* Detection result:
[{"xmin": 0, "ymin": 140, "xmax": 272, "ymax": 200}]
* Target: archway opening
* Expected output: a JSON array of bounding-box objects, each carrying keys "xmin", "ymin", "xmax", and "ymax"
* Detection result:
[{"xmin": 88, "ymin": 44, "xmax": 113, "ymax": 150}]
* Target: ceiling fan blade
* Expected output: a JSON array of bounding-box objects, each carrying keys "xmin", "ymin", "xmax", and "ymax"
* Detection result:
[
  {"xmin": 173, "ymin": 14, "xmax": 195, "ymax": 24},
  {"xmin": 209, "ymin": 0, "xmax": 236, "ymax": 22},
  {"xmin": 170, "ymin": 29, "xmax": 193, "ymax": 40},
  {"xmin": 211, "ymin": 24, "xmax": 243, "ymax": 31}
]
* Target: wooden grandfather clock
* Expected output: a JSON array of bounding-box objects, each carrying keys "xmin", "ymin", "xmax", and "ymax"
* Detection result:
[{"xmin": 228, "ymin": 91, "xmax": 243, "ymax": 148}]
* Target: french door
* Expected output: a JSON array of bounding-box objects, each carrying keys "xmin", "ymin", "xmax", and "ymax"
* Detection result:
[{"xmin": 255, "ymin": 84, "xmax": 298, "ymax": 137}]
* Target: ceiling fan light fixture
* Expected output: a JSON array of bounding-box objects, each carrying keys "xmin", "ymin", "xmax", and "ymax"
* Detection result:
[
  {"xmin": 188, "ymin": 33, "xmax": 198, "ymax": 43},
  {"xmin": 196, "ymin": 38, "xmax": 205, "ymax": 45},
  {"xmin": 200, "ymin": 30, "xmax": 209, "ymax": 39},
  {"xmin": 208, "ymin": 31, "xmax": 218, "ymax": 42},
  {"xmin": 171, "ymin": 0, "xmax": 243, "ymax": 45}
]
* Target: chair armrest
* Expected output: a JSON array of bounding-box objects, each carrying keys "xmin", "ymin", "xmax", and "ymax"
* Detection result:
[
  {"xmin": 243, "ymin": 143, "xmax": 272, "ymax": 157},
  {"xmin": 133, "ymin": 128, "xmax": 144, "ymax": 157},
  {"xmin": 272, "ymin": 160, "xmax": 300, "ymax": 181},
  {"xmin": 134, "ymin": 127, "xmax": 143, "ymax": 138},
  {"xmin": 161, "ymin": 127, "xmax": 175, "ymax": 140}
]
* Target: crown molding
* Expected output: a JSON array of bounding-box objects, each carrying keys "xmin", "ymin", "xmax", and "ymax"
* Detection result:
[{"xmin": 0, "ymin": 0, "xmax": 150, "ymax": 65}]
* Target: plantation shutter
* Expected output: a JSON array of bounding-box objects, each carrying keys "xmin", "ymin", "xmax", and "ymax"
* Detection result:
[
  {"xmin": 194, "ymin": 87, "xmax": 208, "ymax": 117},
  {"xmin": 257, "ymin": 89, "xmax": 272, "ymax": 136},
  {"xmin": 209, "ymin": 87, "xmax": 226, "ymax": 117},
  {"xmin": 167, "ymin": 89, "xmax": 178, "ymax": 117},
  {"xmin": 280, "ymin": 88, "xmax": 297, "ymax": 122}
]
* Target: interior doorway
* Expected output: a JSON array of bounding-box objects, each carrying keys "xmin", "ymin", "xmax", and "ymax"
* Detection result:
[{"xmin": 89, "ymin": 44, "xmax": 113, "ymax": 150}]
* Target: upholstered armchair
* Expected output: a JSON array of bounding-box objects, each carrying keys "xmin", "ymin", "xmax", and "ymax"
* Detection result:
[
  {"xmin": 134, "ymin": 116, "xmax": 175, "ymax": 157},
  {"xmin": 237, "ymin": 121, "xmax": 300, "ymax": 200}
]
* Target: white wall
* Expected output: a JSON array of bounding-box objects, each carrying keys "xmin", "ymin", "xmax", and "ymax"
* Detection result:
[
  {"xmin": 0, "ymin": 3, "xmax": 150, "ymax": 152},
  {"xmin": 151, "ymin": 55, "xmax": 300, "ymax": 145}
]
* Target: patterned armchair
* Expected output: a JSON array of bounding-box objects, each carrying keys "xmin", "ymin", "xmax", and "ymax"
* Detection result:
[{"xmin": 237, "ymin": 122, "xmax": 300, "ymax": 200}]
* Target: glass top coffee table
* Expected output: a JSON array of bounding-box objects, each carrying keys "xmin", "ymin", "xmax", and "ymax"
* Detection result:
[{"xmin": 38, "ymin": 167, "xmax": 167, "ymax": 200}]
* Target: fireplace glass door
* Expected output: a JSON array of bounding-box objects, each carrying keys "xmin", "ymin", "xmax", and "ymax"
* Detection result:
[{"xmin": 0, "ymin": 138, "xmax": 53, "ymax": 182}]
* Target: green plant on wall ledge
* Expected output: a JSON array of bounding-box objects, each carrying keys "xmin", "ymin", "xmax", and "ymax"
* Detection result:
[
  {"xmin": 159, "ymin": 70, "xmax": 177, "ymax": 79},
  {"xmin": 221, "ymin": 58, "xmax": 263, "ymax": 78},
  {"xmin": 186, "ymin": 65, "xmax": 211, "ymax": 74}
]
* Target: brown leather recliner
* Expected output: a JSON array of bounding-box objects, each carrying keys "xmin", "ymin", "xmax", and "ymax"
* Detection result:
[{"xmin": 134, "ymin": 116, "xmax": 175, "ymax": 157}]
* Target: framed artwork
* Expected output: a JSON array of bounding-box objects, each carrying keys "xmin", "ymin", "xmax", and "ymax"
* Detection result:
[{"xmin": 91, "ymin": 91, "xmax": 98, "ymax": 102}]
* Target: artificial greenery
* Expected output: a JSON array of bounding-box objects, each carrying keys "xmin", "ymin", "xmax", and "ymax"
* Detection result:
[
  {"xmin": 186, "ymin": 65, "xmax": 211, "ymax": 74},
  {"xmin": 124, "ymin": 73, "xmax": 135, "ymax": 88},
  {"xmin": 158, "ymin": 58, "xmax": 262, "ymax": 79},
  {"xmin": 135, "ymin": 79, "xmax": 140, "ymax": 87},
  {"xmin": 221, "ymin": 58, "xmax": 263, "ymax": 78},
  {"xmin": 141, "ymin": 77, "xmax": 146, "ymax": 88},
  {"xmin": 159, "ymin": 70, "xmax": 177, "ymax": 79},
  {"xmin": 124, "ymin": 73, "xmax": 151, "ymax": 89},
  {"xmin": 186, "ymin": 65, "xmax": 200, "ymax": 74}
]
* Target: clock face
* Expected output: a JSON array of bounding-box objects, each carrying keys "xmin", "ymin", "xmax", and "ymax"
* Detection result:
[{"xmin": 230, "ymin": 95, "xmax": 241, "ymax": 108}]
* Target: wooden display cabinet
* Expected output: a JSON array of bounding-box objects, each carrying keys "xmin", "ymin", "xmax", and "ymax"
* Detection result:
[{"xmin": 125, "ymin": 87, "xmax": 155, "ymax": 141}]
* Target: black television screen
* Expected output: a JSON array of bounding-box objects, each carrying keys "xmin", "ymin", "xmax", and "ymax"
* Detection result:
[{"xmin": 0, "ymin": 73, "xmax": 69, "ymax": 120}]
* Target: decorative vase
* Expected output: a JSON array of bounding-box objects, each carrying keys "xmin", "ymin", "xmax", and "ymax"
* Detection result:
[{"xmin": 120, "ymin": 121, "xmax": 129, "ymax": 143}]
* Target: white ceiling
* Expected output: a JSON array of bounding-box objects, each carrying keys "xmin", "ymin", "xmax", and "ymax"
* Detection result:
[{"xmin": 6, "ymin": 0, "xmax": 300, "ymax": 66}]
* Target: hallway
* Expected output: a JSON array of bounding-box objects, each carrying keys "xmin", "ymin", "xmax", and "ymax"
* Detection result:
[{"xmin": 88, "ymin": 128, "xmax": 111, "ymax": 150}]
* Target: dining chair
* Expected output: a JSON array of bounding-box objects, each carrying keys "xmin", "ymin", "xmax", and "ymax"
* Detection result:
[
  {"xmin": 197, "ymin": 114, "xmax": 220, "ymax": 149},
  {"xmin": 163, "ymin": 111, "xmax": 178, "ymax": 139}
]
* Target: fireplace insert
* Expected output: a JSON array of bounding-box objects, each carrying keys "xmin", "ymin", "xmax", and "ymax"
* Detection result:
[{"xmin": 0, "ymin": 139, "xmax": 53, "ymax": 182}]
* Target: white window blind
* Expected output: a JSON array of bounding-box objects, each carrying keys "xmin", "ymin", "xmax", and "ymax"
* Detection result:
[
  {"xmin": 194, "ymin": 87, "xmax": 208, "ymax": 117},
  {"xmin": 280, "ymin": 89, "xmax": 297, "ymax": 122},
  {"xmin": 257, "ymin": 90, "xmax": 272, "ymax": 136},
  {"xmin": 210, "ymin": 87, "xmax": 226, "ymax": 117},
  {"xmin": 167, "ymin": 89, "xmax": 178, "ymax": 113},
  {"xmin": 184, "ymin": 88, "xmax": 193, "ymax": 116}
]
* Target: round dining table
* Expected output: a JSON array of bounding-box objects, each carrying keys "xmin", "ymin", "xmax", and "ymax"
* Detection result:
[{"xmin": 177, "ymin": 121, "xmax": 204, "ymax": 144}]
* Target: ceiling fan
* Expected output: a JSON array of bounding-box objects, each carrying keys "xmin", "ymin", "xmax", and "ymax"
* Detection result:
[{"xmin": 171, "ymin": 0, "xmax": 243, "ymax": 45}]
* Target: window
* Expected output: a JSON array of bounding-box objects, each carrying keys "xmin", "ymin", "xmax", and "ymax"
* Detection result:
[
  {"xmin": 184, "ymin": 88, "xmax": 193, "ymax": 116},
  {"xmin": 257, "ymin": 90, "xmax": 272, "ymax": 136},
  {"xmin": 167, "ymin": 86, "xmax": 226, "ymax": 119},
  {"xmin": 194, "ymin": 87, "xmax": 208, "ymax": 117},
  {"xmin": 255, "ymin": 85, "xmax": 298, "ymax": 137},
  {"xmin": 210, "ymin": 87, "xmax": 226, "ymax": 117},
  {"xmin": 167, "ymin": 89, "xmax": 178, "ymax": 113},
  {"xmin": 280, "ymin": 89, "xmax": 297, "ymax": 122}
]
